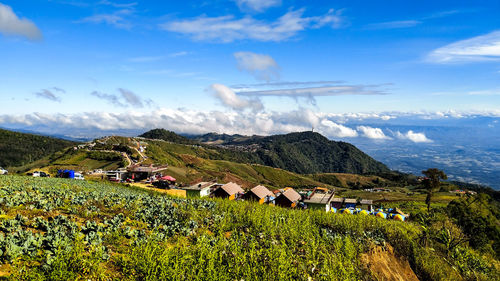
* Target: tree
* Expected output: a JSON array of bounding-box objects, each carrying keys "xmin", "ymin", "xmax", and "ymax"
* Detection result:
[{"xmin": 422, "ymin": 168, "xmax": 447, "ymax": 211}]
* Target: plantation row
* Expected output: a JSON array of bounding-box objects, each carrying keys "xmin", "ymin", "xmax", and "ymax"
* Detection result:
[{"xmin": 0, "ymin": 176, "xmax": 498, "ymax": 280}]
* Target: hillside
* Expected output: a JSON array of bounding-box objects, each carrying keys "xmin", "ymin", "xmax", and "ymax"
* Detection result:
[
  {"xmin": 190, "ymin": 131, "xmax": 390, "ymax": 175},
  {"xmin": 0, "ymin": 128, "xmax": 77, "ymax": 168},
  {"xmin": 139, "ymin": 128, "xmax": 195, "ymax": 144},
  {"xmin": 0, "ymin": 176, "xmax": 498, "ymax": 280}
]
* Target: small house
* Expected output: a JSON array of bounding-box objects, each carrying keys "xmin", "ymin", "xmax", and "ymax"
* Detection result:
[
  {"xmin": 244, "ymin": 185, "xmax": 274, "ymax": 204},
  {"xmin": 212, "ymin": 182, "xmax": 244, "ymax": 200},
  {"xmin": 330, "ymin": 197, "xmax": 344, "ymax": 209},
  {"xmin": 183, "ymin": 181, "xmax": 217, "ymax": 198},
  {"xmin": 274, "ymin": 188, "xmax": 301, "ymax": 208},
  {"xmin": 344, "ymin": 198, "xmax": 357, "ymax": 209},
  {"xmin": 127, "ymin": 165, "xmax": 168, "ymax": 181},
  {"xmin": 359, "ymin": 199, "xmax": 373, "ymax": 212},
  {"xmin": 304, "ymin": 192, "xmax": 335, "ymax": 211}
]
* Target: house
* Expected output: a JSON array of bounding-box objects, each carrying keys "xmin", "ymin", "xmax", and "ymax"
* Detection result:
[
  {"xmin": 359, "ymin": 199, "xmax": 373, "ymax": 212},
  {"xmin": 106, "ymin": 169, "xmax": 128, "ymax": 181},
  {"xmin": 212, "ymin": 182, "xmax": 244, "ymax": 200},
  {"xmin": 244, "ymin": 185, "xmax": 274, "ymax": 204},
  {"xmin": 330, "ymin": 197, "xmax": 344, "ymax": 209},
  {"xmin": 344, "ymin": 198, "xmax": 357, "ymax": 209},
  {"xmin": 304, "ymin": 192, "xmax": 335, "ymax": 211},
  {"xmin": 127, "ymin": 165, "xmax": 168, "ymax": 181},
  {"xmin": 274, "ymin": 188, "xmax": 301, "ymax": 208},
  {"xmin": 183, "ymin": 181, "xmax": 217, "ymax": 198}
]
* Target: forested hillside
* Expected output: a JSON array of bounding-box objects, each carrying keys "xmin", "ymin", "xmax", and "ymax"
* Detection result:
[{"xmin": 0, "ymin": 129, "xmax": 77, "ymax": 168}]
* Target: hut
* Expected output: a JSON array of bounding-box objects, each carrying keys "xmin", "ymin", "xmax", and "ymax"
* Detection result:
[
  {"xmin": 274, "ymin": 188, "xmax": 301, "ymax": 208},
  {"xmin": 359, "ymin": 199, "xmax": 373, "ymax": 212},
  {"xmin": 212, "ymin": 182, "xmax": 244, "ymax": 200},
  {"xmin": 244, "ymin": 185, "xmax": 274, "ymax": 204},
  {"xmin": 183, "ymin": 181, "xmax": 217, "ymax": 198},
  {"xmin": 304, "ymin": 192, "xmax": 335, "ymax": 211},
  {"xmin": 127, "ymin": 165, "xmax": 168, "ymax": 181},
  {"xmin": 344, "ymin": 198, "xmax": 357, "ymax": 209},
  {"xmin": 330, "ymin": 197, "xmax": 344, "ymax": 209}
]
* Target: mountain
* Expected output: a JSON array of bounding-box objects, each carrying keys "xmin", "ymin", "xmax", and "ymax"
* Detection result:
[
  {"xmin": 0, "ymin": 128, "xmax": 78, "ymax": 168},
  {"xmin": 189, "ymin": 131, "xmax": 391, "ymax": 175},
  {"xmin": 139, "ymin": 128, "xmax": 195, "ymax": 144}
]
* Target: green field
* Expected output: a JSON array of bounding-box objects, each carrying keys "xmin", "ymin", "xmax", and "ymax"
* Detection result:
[{"xmin": 0, "ymin": 176, "xmax": 498, "ymax": 280}]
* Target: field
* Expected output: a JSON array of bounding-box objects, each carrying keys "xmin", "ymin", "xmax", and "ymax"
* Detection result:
[{"xmin": 0, "ymin": 176, "xmax": 498, "ymax": 280}]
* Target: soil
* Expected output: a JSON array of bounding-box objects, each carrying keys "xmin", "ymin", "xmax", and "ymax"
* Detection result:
[{"xmin": 360, "ymin": 244, "xmax": 419, "ymax": 281}]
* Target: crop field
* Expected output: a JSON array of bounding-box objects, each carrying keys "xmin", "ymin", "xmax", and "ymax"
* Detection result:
[{"xmin": 0, "ymin": 176, "xmax": 498, "ymax": 280}]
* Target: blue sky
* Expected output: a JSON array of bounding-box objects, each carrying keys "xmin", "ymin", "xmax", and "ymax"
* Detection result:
[{"xmin": 1, "ymin": 0, "xmax": 500, "ymax": 139}]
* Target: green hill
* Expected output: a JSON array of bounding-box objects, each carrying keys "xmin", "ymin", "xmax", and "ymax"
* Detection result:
[
  {"xmin": 139, "ymin": 128, "xmax": 195, "ymax": 144},
  {"xmin": 190, "ymin": 131, "xmax": 390, "ymax": 175},
  {"xmin": 0, "ymin": 128, "xmax": 77, "ymax": 168}
]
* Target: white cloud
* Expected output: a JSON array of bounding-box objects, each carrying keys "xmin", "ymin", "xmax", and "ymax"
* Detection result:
[
  {"xmin": 427, "ymin": 30, "xmax": 500, "ymax": 63},
  {"xmin": 160, "ymin": 8, "xmax": 344, "ymax": 42},
  {"xmin": 320, "ymin": 119, "xmax": 358, "ymax": 138},
  {"xmin": 78, "ymin": 9, "xmax": 133, "ymax": 29},
  {"xmin": 364, "ymin": 20, "xmax": 421, "ymax": 30},
  {"xmin": 210, "ymin": 83, "xmax": 263, "ymax": 111},
  {"xmin": 91, "ymin": 88, "xmax": 151, "ymax": 108},
  {"xmin": 234, "ymin": 0, "xmax": 281, "ymax": 12},
  {"xmin": 0, "ymin": 3, "xmax": 42, "ymax": 40},
  {"xmin": 98, "ymin": 0, "xmax": 137, "ymax": 8},
  {"xmin": 234, "ymin": 51, "xmax": 279, "ymax": 81},
  {"xmin": 395, "ymin": 130, "xmax": 432, "ymax": 143},
  {"xmin": 356, "ymin": 126, "xmax": 391, "ymax": 140}
]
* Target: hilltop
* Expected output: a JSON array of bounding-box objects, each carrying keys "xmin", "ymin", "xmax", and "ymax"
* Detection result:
[
  {"xmin": 0, "ymin": 128, "xmax": 77, "ymax": 168},
  {"xmin": 190, "ymin": 130, "xmax": 391, "ymax": 174}
]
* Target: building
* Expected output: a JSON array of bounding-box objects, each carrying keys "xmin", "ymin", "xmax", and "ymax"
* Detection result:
[
  {"xmin": 212, "ymin": 182, "xmax": 244, "ymax": 200},
  {"xmin": 304, "ymin": 192, "xmax": 335, "ymax": 211},
  {"xmin": 330, "ymin": 197, "xmax": 344, "ymax": 209},
  {"xmin": 106, "ymin": 169, "xmax": 127, "ymax": 181},
  {"xmin": 359, "ymin": 199, "xmax": 373, "ymax": 212},
  {"xmin": 274, "ymin": 188, "xmax": 301, "ymax": 208},
  {"xmin": 244, "ymin": 185, "xmax": 274, "ymax": 204},
  {"xmin": 344, "ymin": 198, "xmax": 357, "ymax": 209},
  {"xmin": 183, "ymin": 181, "xmax": 217, "ymax": 198},
  {"xmin": 127, "ymin": 165, "xmax": 168, "ymax": 181}
]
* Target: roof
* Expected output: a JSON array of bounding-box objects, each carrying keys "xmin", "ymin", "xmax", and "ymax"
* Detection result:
[
  {"xmin": 331, "ymin": 197, "xmax": 344, "ymax": 203},
  {"xmin": 250, "ymin": 185, "xmax": 273, "ymax": 199},
  {"xmin": 359, "ymin": 199, "xmax": 373, "ymax": 205},
  {"xmin": 220, "ymin": 182, "xmax": 244, "ymax": 196},
  {"xmin": 304, "ymin": 192, "xmax": 335, "ymax": 204},
  {"xmin": 344, "ymin": 198, "xmax": 357, "ymax": 204},
  {"xmin": 127, "ymin": 165, "xmax": 167, "ymax": 173},
  {"xmin": 280, "ymin": 188, "xmax": 301, "ymax": 203},
  {"xmin": 184, "ymin": 182, "xmax": 217, "ymax": 191}
]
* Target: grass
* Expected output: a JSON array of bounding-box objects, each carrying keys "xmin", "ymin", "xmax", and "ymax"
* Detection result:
[{"xmin": 1, "ymin": 176, "xmax": 498, "ymax": 280}]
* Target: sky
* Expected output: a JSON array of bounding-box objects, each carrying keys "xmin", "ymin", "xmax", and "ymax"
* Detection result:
[{"xmin": 1, "ymin": 0, "xmax": 500, "ymax": 140}]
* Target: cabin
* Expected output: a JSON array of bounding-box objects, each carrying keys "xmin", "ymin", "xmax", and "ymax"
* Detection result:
[
  {"xmin": 359, "ymin": 199, "xmax": 373, "ymax": 212},
  {"xmin": 244, "ymin": 185, "xmax": 274, "ymax": 204},
  {"xmin": 212, "ymin": 182, "xmax": 244, "ymax": 200},
  {"xmin": 330, "ymin": 197, "xmax": 344, "ymax": 209},
  {"xmin": 274, "ymin": 188, "xmax": 301, "ymax": 208},
  {"xmin": 304, "ymin": 191, "xmax": 335, "ymax": 211},
  {"xmin": 183, "ymin": 181, "xmax": 217, "ymax": 198},
  {"xmin": 344, "ymin": 198, "xmax": 357, "ymax": 209}
]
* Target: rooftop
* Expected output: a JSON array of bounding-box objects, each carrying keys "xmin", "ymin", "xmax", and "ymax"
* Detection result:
[
  {"xmin": 184, "ymin": 181, "xmax": 218, "ymax": 190},
  {"xmin": 303, "ymin": 192, "xmax": 335, "ymax": 204},
  {"xmin": 250, "ymin": 185, "xmax": 273, "ymax": 199},
  {"xmin": 220, "ymin": 182, "xmax": 244, "ymax": 196},
  {"xmin": 280, "ymin": 188, "xmax": 301, "ymax": 203}
]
